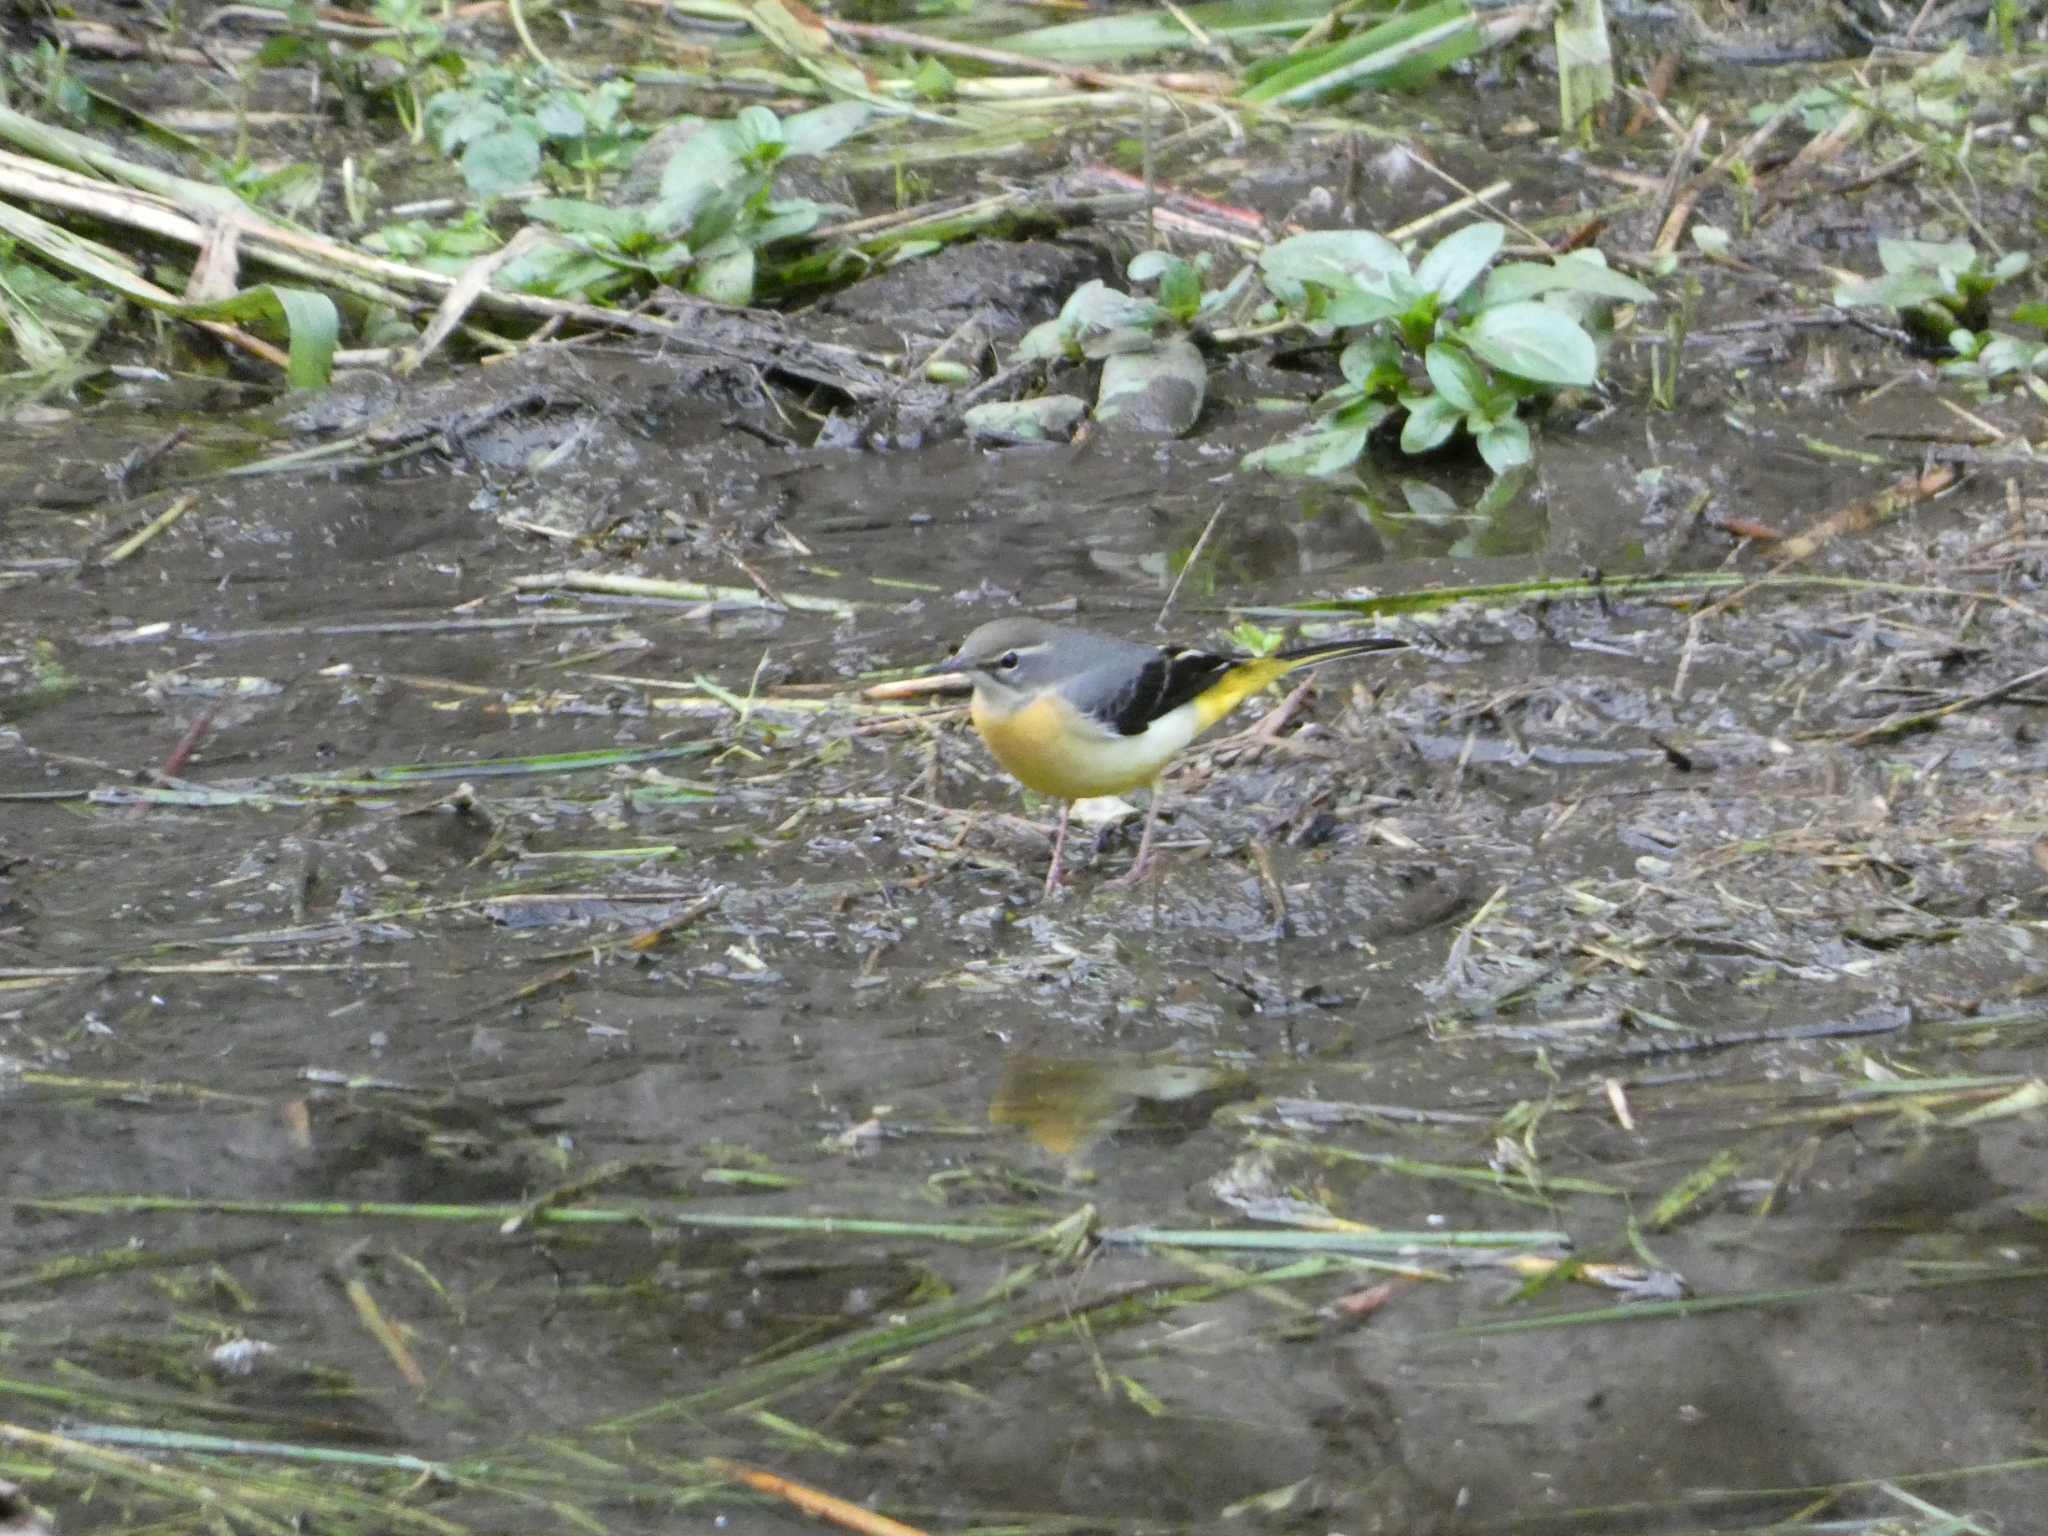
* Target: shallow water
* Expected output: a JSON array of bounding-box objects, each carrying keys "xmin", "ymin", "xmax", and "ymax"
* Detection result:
[{"xmin": 4, "ymin": 21, "xmax": 2048, "ymax": 1535}]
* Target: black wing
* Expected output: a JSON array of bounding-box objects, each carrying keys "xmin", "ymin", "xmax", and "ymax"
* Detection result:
[{"xmin": 1098, "ymin": 648, "xmax": 1236, "ymax": 737}]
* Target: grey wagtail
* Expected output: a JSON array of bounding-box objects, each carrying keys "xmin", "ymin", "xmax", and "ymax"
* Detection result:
[{"xmin": 931, "ymin": 618, "xmax": 1407, "ymax": 895}]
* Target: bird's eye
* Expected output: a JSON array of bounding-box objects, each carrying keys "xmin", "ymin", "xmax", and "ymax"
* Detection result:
[{"xmin": 997, "ymin": 651, "xmax": 1020, "ymax": 671}]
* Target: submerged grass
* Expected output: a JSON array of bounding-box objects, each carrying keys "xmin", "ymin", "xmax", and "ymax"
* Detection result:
[
  {"xmin": 5, "ymin": 5, "xmax": 2048, "ymax": 1534},
  {"xmin": 10, "ymin": 1193, "xmax": 1056, "ymax": 1244},
  {"xmin": 1438, "ymin": 1265, "xmax": 2048, "ymax": 1339},
  {"xmin": 1243, "ymin": 569, "xmax": 2048, "ymax": 624}
]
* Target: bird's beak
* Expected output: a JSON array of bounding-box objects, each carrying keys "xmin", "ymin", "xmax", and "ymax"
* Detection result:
[{"xmin": 861, "ymin": 655, "xmax": 974, "ymax": 702}]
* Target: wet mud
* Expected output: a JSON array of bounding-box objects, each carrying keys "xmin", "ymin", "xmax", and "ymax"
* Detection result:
[{"xmin": 4, "ymin": 9, "xmax": 2048, "ymax": 1534}]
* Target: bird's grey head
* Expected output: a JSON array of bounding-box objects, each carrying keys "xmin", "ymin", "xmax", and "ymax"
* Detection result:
[{"xmin": 939, "ymin": 618, "xmax": 1078, "ymax": 700}]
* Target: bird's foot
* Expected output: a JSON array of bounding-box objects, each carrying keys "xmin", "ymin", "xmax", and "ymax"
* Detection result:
[{"xmin": 1101, "ymin": 856, "xmax": 1158, "ymax": 890}]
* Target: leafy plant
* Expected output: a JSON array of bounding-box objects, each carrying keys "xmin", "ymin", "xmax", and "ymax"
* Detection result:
[
  {"xmin": 364, "ymin": 213, "xmax": 503, "ymax": 273},
  {"xmin": 1017, "ymin": 249, "xmax": 1248, "ymax": 364},
  {"xmin": 991, "ymin": 250, "xmax": 1250, "ymax": 438},
  {"xmin": 219, "ymin": 156, "xmax": 325, "ymax": 221},
  {"xmin": 359, "ymin": 0, "xmax": 461, "ymax": 142},
  {"xmin": 1831, "ymin": 236, "xmax": 2048, "ymax": 385},
  {"xmin": 2, "ymin": 39, "xmax": 93, "ymax": 121},
  {"xmin": 423, "ymin": 69, "xmax": 638, "ymax": 200},
  {"xmin": 1935, "ymin": 324, "xmax": 2048, "ymax": 384},
  {"xmin": 511, "ymin": 103, "xmax": 870, "ymax": 304},
  {"xmin": 982, "ymin": 224, "xmax": 1646, "ymax": 460},
  {"xmin": 0, "ymin": 235, "xmax": 116, "ymax": 373},
  {"xmin": 1746, "ymin": 45, "xmax": 1979, "ymax": 141},
  {"xmin": 1015, "ymin": 275, "xmax": 1169, "ymax": 363},
  {"xmin": 1833, "ymin": 237, "xmax": 2030, "ymax": 350},
  {"xmin": 1245, "ymin": 223, "xmax": 1652, "ymax": 477}
]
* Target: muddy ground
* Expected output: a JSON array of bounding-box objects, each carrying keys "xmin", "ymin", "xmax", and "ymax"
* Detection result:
[{"xmin": 3, "ymin": 4, "xmax": 2047, "ymax": 1534}]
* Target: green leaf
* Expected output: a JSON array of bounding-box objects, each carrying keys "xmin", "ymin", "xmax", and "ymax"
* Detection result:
[
  {"xmin": 964, "ymin": 395, "xmax": 1087, "ymax": 444},
  {"xmin": 751, "ymin": 199, "xmax": 823, "ymax": 246},
  {"xmin": 369, "ymin": 215, "xmax": 499, "ymax": 266},
  {"xmin": 735, "ymin": 105, "xmax": 783, "ymax": 151},
  {"xmin": 266, "ymin": 288, "xmax": 341, "ymax": 392},
  {"xmin": 689, "ymin": 238, "xmax": 755, "ymax": 304},
  {"xmin": 533, "ymin": 93, "xmax": 586, "ymax": 139},
  {"xmin": 492, "ymin": 235, "xmax": 622, "ymax": 300},
  {"xmin": 1941, "ymin": 332, "xmax": 2047, "ymax": 381},
  {"xmin": 1242, "ymin": 410, "xmax": 1383, "ymax": 477},
  {"xmin": 1481, "ymin": 252, "xmax": 1654, "ymax": 307},
  {"xmin": 1398, "ymin": 392, "xmax": 1462, "ymax": 454},
  {"xmin": 255, "ymin": 33, "xmax": 313, "ymax": 67},
  {"xmin": 581, "ymin": 79, "xmax": 631, "ymax": 132},
  {"xmin": 0, "ymin": 270, "xmax": 70, "ymax": 372},
  {"xmin": 1415, "ymin": 222, "xmax": 1502, "ymax": 306},
  {"xmin": 1339, "ymin": 335, "xmax": 1406, "ymax": 396},
  {"xmin": 431, "ymin": 94, "xmax": 504, "ymax": 155},
  {"xmin": 1160, "ymin": 264, "xmax": 1202, "ymax": 324},
  {"xmin": 1462, "ymin": 301, "xmax": 1597, "ymax": 387},
  {"xmin": 1000, "ymin": 0, "xmax": 1330, "ymax": 65},
  {"xmin": 649, "ymin": 128, "xmax": 754, "ymax": 240},
  {"xmin": 910, "ymin": 58, "xmax": 956, "ymax": 101},
  {"xmin": 1834, "ymin": 271, "xmax": 1950, "ymax": 311},
  {"xmin": 1128, "ymin": 251, "xmax": 1169, "ymax": 282},
  {"xmin": 1423, "ymin": 340, "xmax": 1488, "ymax": 412},
  {"xmin": 1332, "ymin": 395, "xmax": 1393, "ymax": 429},
  {"xmin": 461, "ymin": 126, "xmax": 541, "ymax": 198},
  {"xmin": 2012, "ymin": 301, "xmax": 2048, "ymax": 332},
  {"xmin": 1260, "ymin": 230, "xmax": 1418, "ymax": 325},
  {"xmin": 1474, "ymin": 413, "xmax": 1531, "ymax": 474},
  {"xmin": 781, "ymin": 101, "xmax": 872, "ymax": 157},
  {"xmin": 1239, "ymin": 0, "xmax": 1477, "ymax": 106},
  {"xmin": 239, "ymin": 161, "xmax": 324, "ymax": 220},
  {"xmin": 1877, "ymin": 237, "xmax": 1977, "ymax": 277},
  {"xmin": 1016, "ymin": 318, "xmax": 1070, "ymax": 362},
  {"xmin": 1128, "ymin": 251, "xmax": 1204, "ymax": 323},
  {"xmin": 1058, "ymin": 279, "xmax": 1165, "ymax": 357},
  {"xmin": 523, "ymin": 197, "xmax": 640, "ymax": 243},
  {"xmin": 1195, "ymin": 261, "xmax": 1255, "ymax": 319},
  {"xmin": 641, "ymin": 240, "xmax": 692, "ymax": 277},
  {"xmin": 191, "ymin": 285, "xmax": 340, "ymax": 391},
  {"xmin": 1397, "ymin": 478, "xmax": 1461, "ymax": 523},
  {"xmin": 1260, "ymin": 229, "xmax": 1409, "ymax": 293}
]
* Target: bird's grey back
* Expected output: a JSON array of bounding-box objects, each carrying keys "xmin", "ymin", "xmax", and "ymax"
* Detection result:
[{"xmin": 1042, "ymin": 628, "xmax": 1168, "ymax": 721}]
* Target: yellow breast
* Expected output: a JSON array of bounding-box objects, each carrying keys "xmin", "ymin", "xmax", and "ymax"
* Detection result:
[{"xmin": 970, "ymin": 689, "xmax": 1194, "ymax": 800}]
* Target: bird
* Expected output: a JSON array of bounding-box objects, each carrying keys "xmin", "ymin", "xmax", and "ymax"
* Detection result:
[{"xmin": 931, "ymin": 617, "xmax": 1407, "ymax": 896}]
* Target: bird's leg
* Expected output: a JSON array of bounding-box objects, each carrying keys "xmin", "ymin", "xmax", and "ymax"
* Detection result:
[
  {"xmin": 1042, "ymin": 800, "xmax": 1074, "ymax": 900},
  {"xmin": 1105, "ymin": 784, "xmax": 1165, "ymax": 889}
]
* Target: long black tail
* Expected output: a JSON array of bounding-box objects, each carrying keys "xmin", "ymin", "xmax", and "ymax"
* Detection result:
[{"xmin": 1276, "ymin": 635, "xmax": 1409, "ymax": 667}]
